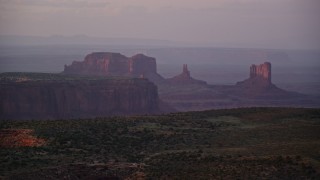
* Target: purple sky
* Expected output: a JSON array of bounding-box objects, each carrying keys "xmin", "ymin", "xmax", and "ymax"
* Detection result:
[{"xmin": 0, "ymin": 0, "xmax": 319, "ymax": 49}]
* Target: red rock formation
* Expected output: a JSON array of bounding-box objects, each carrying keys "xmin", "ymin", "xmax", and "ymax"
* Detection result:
[
  {"xmin": 250, "ymin": 62, "xmax": 271, "ymax": 83},
  {"xmin": 63, "ymin": 52, "xmax": 164, "ymax": 83},
  {"xmin": 64, "ymin": 52, "xmax": 129, "ymax": 75},
  {"xmin": 237, "ymin": 62, "xmax": 273, "ymax": 87},
  {"xmin": 129, "ymin": 54, "xmax": 157, "ymax": 74},
  {"xmin": 166, "ymin": 64, "xmax": 207, "ymax": 85},
  {"xmin": 234, "ymin": 62, "xmax": 293, "ymax": 98},
  {"xmin": 181, "ymin": 64, "xmax": 191, "ymax": 79},
  {"xmin": 0, "ymin": 78, "xmax": 159, "ymax": 120}
]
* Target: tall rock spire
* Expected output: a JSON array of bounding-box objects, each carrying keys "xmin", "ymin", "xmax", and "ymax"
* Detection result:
[
  {"xmin": 182, "ymin": 64, "xmax": 191, "ymax": 78},
  {"xmin": 166, "ymin": 64, "xmax": 207, "ymax": 85}
]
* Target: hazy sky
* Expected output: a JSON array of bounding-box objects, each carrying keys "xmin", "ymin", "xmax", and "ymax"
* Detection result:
[{"xmin": 0, "ymin": 0, "xmax": 319, "ymax": 49}]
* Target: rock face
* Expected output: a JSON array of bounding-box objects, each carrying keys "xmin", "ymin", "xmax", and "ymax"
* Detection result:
[
  {"xmin": 129, "ymin": 54, "xmax": 157, "ymax": 75},
  {"xmin": 63, "ymin": 52, "xmax": 164, "ymax": 83},
  {"xmin": 234, "ymin": 62, "xmax": 294, "ymax": 98},
  {"xmin": 250, "ymin": 62, "xmax": 271, "ymax": 84},
  {"xmin": 237, "ymin": 62, "xmax": 273, "ymax": 87},
  {"xmin": 166, "ymin": 64, "xmax": 207, "ymax": 85},
  {"xmin": 0, "ymin": 77, "xmax": 159, "ymax": 120}
]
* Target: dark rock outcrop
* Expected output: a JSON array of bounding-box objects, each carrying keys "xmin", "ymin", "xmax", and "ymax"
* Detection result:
[
  {"xmin": 63, "ymin": 52, "xmax": 164, "ymax": 83},
  {"xmin": 0, "ymin": 75, "xmax": 159, "ymax": 120},
  {"xmin": 166, "ymin": 64, "xmax": 207, "ymax": 85}
]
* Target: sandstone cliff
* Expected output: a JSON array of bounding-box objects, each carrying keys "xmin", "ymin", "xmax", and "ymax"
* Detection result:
[
  {"xmin": 237, "ymin": 62, "xmax": 273, "ymax": 87},
  {"xmin": 250, "ymin": 62, "xmax": 271, "ymax": 84},
  {"xmin": 63, "ymin": 52, "xmax": 164, "ymax": 83},
  {"xmin": 0, "ymin": 73, "xmax": 159, "ymax": 120}
]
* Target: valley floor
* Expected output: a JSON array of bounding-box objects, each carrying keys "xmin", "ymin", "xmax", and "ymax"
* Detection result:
[{"xmin": 0, "ymin": 107, "xmax": 320, "ymax": 179}]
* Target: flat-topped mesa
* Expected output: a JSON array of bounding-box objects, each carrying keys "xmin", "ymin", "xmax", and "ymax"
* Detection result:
[
  {"xmin": 63, "ymin": 52, "xmax": 164, "ymax": 83},
  {"xmin": 0, "ymin": 74, "xmax": 160, "ymax": 120},
  {"xmin": 129, "ymin": 54, "xmax": 157, "ymax": 75},
  {"xmin": 63, "ymin": 52, "xmax": 127, "ymax": 75},
  {"xmin": 250, "ymin": 62, "xmax": 271, "ymax": 83}
]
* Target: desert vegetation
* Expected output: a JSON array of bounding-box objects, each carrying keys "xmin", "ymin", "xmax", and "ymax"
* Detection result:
[{"xmin": 0, "ymin": 107, "xmax": 319, "ymax": 179}]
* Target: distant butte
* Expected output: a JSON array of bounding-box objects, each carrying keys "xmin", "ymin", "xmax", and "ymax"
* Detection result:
[
  {"xmin": 250, "ymin": 62, "xmax": 271, "ymax": 83},
  {"xmin": 234, "ymin": 62, "xmax": 293, "ymax": 98},
  {"xmin": 237, "ymin": 62, "xmax": 273, "ymax": 87},
  {"xmin": 63, "ymin": 52, "xmax": 164, "ymax": 84},
  {"xmin": 166, "ymin": 64, "xmax": 207, "ymax": 85},
  {"xmin": 63, "ymin": 52, "xmax": 315, "ymax": 110},
  {"xmin": 63, "ymin": 52, "xmax": 209, "ymax": 86}
]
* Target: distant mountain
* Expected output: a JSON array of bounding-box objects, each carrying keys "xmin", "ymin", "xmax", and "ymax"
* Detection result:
[{"xmin": 0, "ymin": 35, "xmax": 189, "ymax": 47}]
